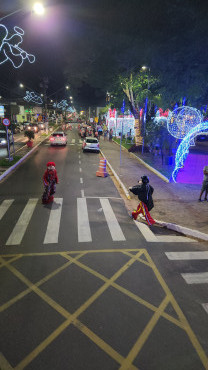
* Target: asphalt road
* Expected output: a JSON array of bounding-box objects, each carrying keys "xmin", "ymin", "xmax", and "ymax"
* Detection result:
[{"xmin": 0, "ymin": 125, "xmax": 208, "ymax": 370}]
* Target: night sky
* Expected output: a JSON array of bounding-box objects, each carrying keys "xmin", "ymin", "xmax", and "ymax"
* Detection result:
[{"xmin": 1, "ymin": 0, "xmax": 208, "ymax": 108}]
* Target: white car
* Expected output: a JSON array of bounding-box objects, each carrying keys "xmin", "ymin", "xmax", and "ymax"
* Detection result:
[
  {"xmin": 82, "ymin": 137, "xmax": 100, "ymax": 153},
  {"xmin": 49, "ymin": 131, "xmax": 67, "ymax": 146}
]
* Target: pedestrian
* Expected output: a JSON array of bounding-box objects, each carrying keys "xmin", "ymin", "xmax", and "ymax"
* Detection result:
[
  {"xmin": 198, "ymin": 165, "xmax": 208, "ymax": 201},
  {"xmin": 129, "ymin": 175, "xmax": 155, "ymax": 225},
  {"xmin": 42, "ymin": 162, "xmax": 59, "ymax": 204},
  {"xmin": 104, "ymin": 129, "xmax": 108, "ymax": 140},
  {"xmin": 109, "ymin": 128, "xmax": 113, "ymax": 142}
]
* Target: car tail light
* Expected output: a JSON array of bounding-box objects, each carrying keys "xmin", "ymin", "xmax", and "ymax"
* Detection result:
[
  {"xmin": 50, "ymin": 137, "xmax": 54, "ymax": 141},
  {"xmin": 97, "ymin": 143, "xmax": 99, "ymax": 148}
]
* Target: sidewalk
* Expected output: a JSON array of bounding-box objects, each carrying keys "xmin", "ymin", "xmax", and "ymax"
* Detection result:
[{"xmin": 100, "ymin": 137, "xmax": 208, "ymax": 241}]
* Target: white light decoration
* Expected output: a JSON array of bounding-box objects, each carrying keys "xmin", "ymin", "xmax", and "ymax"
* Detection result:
[
  {"xmin": 167, "ymin": 106, "xmax": 202, "ymax": 139},
  {"xmin": 23, "ymin": 91, "xmax": 43, "ymax": 104},
  {"xmin": 0, "ymin": 24, "xmax": 35, "ymax": 69},
  {"xmin": 53, "ymin": 99, "xmax": 68, "ymax": 110},
  {"xmin": 172, "ymin": 120, "xmax": 208, "ymax": 182}
]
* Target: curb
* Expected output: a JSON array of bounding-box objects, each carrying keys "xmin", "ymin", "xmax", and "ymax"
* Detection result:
[
  {"xmin": 155, "ymin": 219, "xmax": 208, "ymax": 242},
  {"xmin": 112, "ymin": 139, "xmax": 170, "ymax": 183},
  {"xmin": 100, "ymin": 147, "xmax": 208, "ymax": 242},
  {"xmin": 0, "ymin": 131, "xmax": 54, "ymax": 183},
  {"xmin": 100, "ymin": 149, "xmax": 131, "ymax": 199}
]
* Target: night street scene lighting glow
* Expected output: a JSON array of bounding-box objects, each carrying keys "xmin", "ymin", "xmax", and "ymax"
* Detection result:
[{"xmin": 33, "ymin": 2, "xmax": 45, "ymax": 16}]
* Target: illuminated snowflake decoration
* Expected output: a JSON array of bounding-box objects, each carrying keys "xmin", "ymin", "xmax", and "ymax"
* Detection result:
[
  {"xmin": 167, "ymin": 106, "xmax": 202, "ymax": 139},
  {"xmin": 172, "ymin": 120, "xmax": 208, "ymax": 182},
  {"xmin": 0, "ymin": 24, "xmax": 35, "ymax": 69},
  {"xmin": 67, "ymin": 106, "xmax": 75, "ymax": 113},
  {"xmin": 53, "ymin": 100, "xmax": 68, "ymax": 110},
  {"xmin": 23, "ymin": 91, "xmax": 43, "ymax": 105}
]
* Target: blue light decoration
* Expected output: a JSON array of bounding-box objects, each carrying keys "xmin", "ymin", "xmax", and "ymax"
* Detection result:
[
  {"xmin": 121, "ymin": 99, "xmax": 125, "ymax": 114},
  {"xmin": 23, "ymin": 91, "xmax": 43, "ymax": 105},
  {"xmin": 168, "ymin": 106, "xmax": 208, "ymax": 182},
  {"xmin": 0, "ymin": 24, "xmax": 35, "ymax": 69},
  {"xmin": 67, "ymin": 107, "xmax": 75, "ymax": 113},
  {"xmin": 53, "ymin": 100, "xmax": 68, "ymax": 110},
  {"xmin": 172, "ymin": 120, "xmax": 208, "ymax": 182}
]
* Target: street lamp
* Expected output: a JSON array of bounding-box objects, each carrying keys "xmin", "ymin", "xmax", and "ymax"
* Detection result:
[
  {"xmin": 0, "ymin": 2, "xmax": 45, "ymax": 21},
  {"xmin": 33, "ymin": 2, "xmax": 45, "ymax": 16},
  {"xmin": 141, "ymin": 65, "xmax": 150, "ymax": 154},
  {"xmin": 66, "ymin": 86, "xmax": 70, "ymax": 90},
  {"xmin": 19, "ymin": 83, "xmax": 24, "ymax": 88}
]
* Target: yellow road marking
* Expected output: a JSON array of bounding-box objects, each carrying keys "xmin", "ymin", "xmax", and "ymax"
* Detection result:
[
  {"xmin": 1, "ymin": 250, "xmax": 207, "ymax": 370},
  {"xmin": 0, "ymin": 353, "xmax": 13, "ymax": 370},
  {"xmin": 0, "ymin": 253, "xmax": 86, "ymax": 313},
  {"xmin": 119, "ymin": 296, "xmax": 170, "ymax": 369},
  {"xmin": 15, "ymin": 251, "xmax": 143, "ymax": 369}
]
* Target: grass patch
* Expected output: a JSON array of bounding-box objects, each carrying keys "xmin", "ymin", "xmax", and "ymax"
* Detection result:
[
  {"xmin": 113, "ymin": 137, "xmax": 134, "ymax": 150},
  {"xmin": 0, "ymin": 155, "xmax": 22, "ymax": 167}
]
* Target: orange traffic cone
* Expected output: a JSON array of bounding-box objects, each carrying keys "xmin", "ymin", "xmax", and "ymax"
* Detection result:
[{"xmin": 96, "ymin": 159, "xmax": 108, "ymax": 177}]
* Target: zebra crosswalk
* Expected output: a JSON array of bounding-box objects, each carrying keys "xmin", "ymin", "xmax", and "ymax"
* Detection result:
[
  {"xmin": 0, "ymin": 197, "xmax": 126, "ymax": 246},
  {"xmin": 165, "ymin": 251, "xmax": 208, "ymax": 315}
]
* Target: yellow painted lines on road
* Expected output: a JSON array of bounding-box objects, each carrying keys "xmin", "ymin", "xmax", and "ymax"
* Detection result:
[{"xmin": 0, "ymin": 249, "xmax": 208, "ymax": 370}]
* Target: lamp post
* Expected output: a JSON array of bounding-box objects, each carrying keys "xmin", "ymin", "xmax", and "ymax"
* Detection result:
[{"xmin": 141, "ymin": 66, "xmax": 150, "ymax": 154}]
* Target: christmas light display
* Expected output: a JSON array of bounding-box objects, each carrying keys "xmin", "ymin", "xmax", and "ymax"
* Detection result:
[
  {"xmin": 23, "ymin": 91, "xmax": 43, "ymax": 104},
  {"xmin": 153, "ymin": 109, "xmax": 171, "ymax": 125},
  {"xmin": 0, "ymin": 24, "xmax": 35, "ymax": 69},
  {"xmin": 172, "ymin": 120, "xmax": 208, "ymax": 182},
  {"xmin": 67, "ymin": 107, "xmax": 75, "ymax": 113},
  {"xmin": 53, "ymin": 100, "xmax": 68, "ymax": 109},
  {"xmin": 167, "ymin": 106, "xmax": 202, "ymax": 139}
]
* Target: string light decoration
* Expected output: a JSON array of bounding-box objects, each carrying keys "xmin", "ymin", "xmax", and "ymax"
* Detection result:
[
  {"xmin": 67, "ymin": 107, "xmax": 75, "ymax": 113},
  {"xmin": 172, "ymin": 120, "xmax": 208, "ymax": 182},
  {"xmin": 53, "ymin": 100, "xmax": 68, "ymax": 109},
  {"xmin": 153, "ymin": 109, "xmax": 171, "ymax": 125},
  {"xmin": 23, "ymin": 91, "xmax": 43, "ymax": 104},
  {"xmin": 0, "ymin": 24, "xmax": 35, "ymax": 69},
  {"xmin": 167, "ymin": 106, "xmax": 202, "ymax": 139}
]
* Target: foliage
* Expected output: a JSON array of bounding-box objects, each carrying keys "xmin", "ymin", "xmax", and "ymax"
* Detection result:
[
  {"xmin": 0, "ymin": 156, "xmax": 21, "ymax": 167},
  {"xmin": 24, "ymin": 130, "xmax": 35, "ymax": 141}
]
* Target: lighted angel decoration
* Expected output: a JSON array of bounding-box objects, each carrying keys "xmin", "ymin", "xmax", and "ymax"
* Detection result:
[{"xmin": 0, "ymin": 24, "xmax": 35, "ymax": 69}]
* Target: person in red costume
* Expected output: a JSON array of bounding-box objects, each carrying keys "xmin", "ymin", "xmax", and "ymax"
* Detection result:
[{"xmin": 42, "ymin": 161, "xmax": 59, "ymax": 204}]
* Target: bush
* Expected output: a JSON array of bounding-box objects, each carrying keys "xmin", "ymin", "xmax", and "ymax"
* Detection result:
[{"xmin": 24, "ymin": 130, "xmax": 34, "ymax": 141}]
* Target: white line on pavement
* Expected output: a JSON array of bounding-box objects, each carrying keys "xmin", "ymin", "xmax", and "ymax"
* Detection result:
[
  {"xmin": 77, "ymin": 198, "xmax": 92, "ymax": 242},
  {"xmin": 80, "ymin": 178, "xmax": 83, "ymax": 184},
  {"xmin": 134, "ymin": 221, "xmax": 158, "ymax": 242},
  {"xmin": 81, "ymin": 190, "xmax": 85, "ymax": 198},
  {"xmin": 0, "ymin": 199, "xmax": 14, "ymax": 220},
  {"xmin": 72, "ymin": 139, "xmax": 75, "ymax": 143},
  {"xmin": 79, "ymin": 168, "xmax": 82, "ymax": 172},
  {"xmin": 181, "ymin": 272, "xmax": 208, "ymax": 284},
  {"xmin": 6, "ymin": 199, "xmax": 38, "ymax": 245},
  {"xmin": 100, "ymin": 198, "xmax": 125, "ymax": 241},
  {"xmin": 165, "ymin": 251, "xmax": 208, "ymax": 260},
  {"xmin": 202, "ymin": 303, "xmax": 208, "ymax": 314},
  {"xmin": 79, "ymin": 160, "xmax": 81, "ymax": 165},
  {"xmin": 44, "ymin": 198, "xmax": 63, "ymax": 244}
]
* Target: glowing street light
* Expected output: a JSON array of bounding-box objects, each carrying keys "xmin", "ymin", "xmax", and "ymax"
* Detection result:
[
  {"xmin": 66, "ymin": 85, "xmax": 69, "ymax": 90},
  {"xmin": 33, "ymin": 2, "xmax": 45, "ymax": 16},
  {"xmin": 20, "ymin": 83, "xmax": 24, "ymax": 88},
  {"xmin": 41, "ymin": 94, "xmax": 44, "ymax": 97},
  {"xmin": 50, "ymin": 99, "xmax": 53, "ymax": 102}
]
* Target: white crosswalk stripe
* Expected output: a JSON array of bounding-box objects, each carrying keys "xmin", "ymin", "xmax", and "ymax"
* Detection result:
[
  {"xmin": 77, "ymin": 198, "xmax": 92, "ymax": 242},
  {"xmin": 71, "ymin": 139, "xmax": 75, "ymax": 143},
  {"xmin": 44, "ymin": 198, "xmax": 63, "ymax": 244},
  {"xmin": 6, "ymin": 198, "xmax": 38, "ymax": 245},
  {"xmin": 165, "ymin": 251, "xmax": 208, "ymax": 314},
  {"xmin": 0, "ymin": 199, "xmax": 14, "ymax": 220},
  {"xmin": 100, "ymin": 198, "xmax": 125, "ymax": 241}
]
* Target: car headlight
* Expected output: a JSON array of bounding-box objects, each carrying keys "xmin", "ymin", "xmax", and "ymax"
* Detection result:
[{"xmin": 1, "ymin": 139, "xmax": 6, "ymax": 144}]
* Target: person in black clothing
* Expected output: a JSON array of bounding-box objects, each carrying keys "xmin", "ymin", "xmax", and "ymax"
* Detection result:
[{"xmin": 129, "ymin": 175, "xmax": 155, "ymax": 225}]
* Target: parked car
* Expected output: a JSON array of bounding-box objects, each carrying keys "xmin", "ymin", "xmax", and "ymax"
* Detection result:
[
  {"xmin": 82, "ymin": 137, "xmax": 100, "ymax": 153},
  {"xmin": 49, "ymin": 131, "xmax": 67, "ymax": 146},
  {"xmin": 0, "ymin": 129, "xmax": 13, "ymax": 147},
  {"xmin": 38, "ymin": 122, "xmax": 45, "ymax": 130}
]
